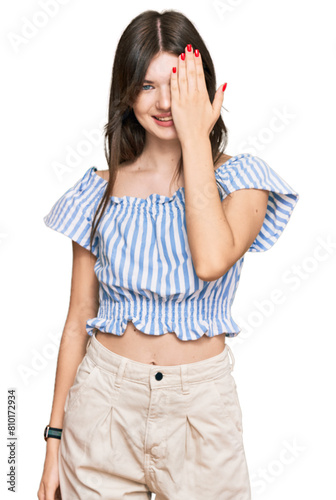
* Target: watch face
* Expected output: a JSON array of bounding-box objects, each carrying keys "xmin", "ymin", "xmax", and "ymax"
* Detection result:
[{"xmin": 44, "ymin": 426, "xmax": 49, "ymax": 440}]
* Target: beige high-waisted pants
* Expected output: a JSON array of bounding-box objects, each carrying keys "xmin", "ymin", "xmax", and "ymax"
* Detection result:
[{"xmin": 58, "ymin": 331, "xmax": 251, "ymax": 499}]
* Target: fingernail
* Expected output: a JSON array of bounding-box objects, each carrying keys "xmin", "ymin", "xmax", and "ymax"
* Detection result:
[
  {"xmin": 187, "ymin": 44, "xmax": 192, "ymax": 52},
  {"xmin": 181, "ymin": 53, "xmax": 185, "ymax": 61},
  {"xmin": 222, "ymin": 82, "xmax": 227, "ymax": 92},
  {"xmin": 172, "ymin": 67, "xmax": 177, "ymax": 73},
  {"xmin": 194, "ymin": 49, "xmax": 199, "ymax": 57}
]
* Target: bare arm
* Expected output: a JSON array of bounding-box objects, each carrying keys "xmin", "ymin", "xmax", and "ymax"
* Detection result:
[
  {"xmin": 198, "ymin": 187, "xmax": 269, "ymax": 280},
  {"xmin": 181, "ymin": 139, "xmax": 269, "ymax": 281},
  {"xmin": 44, "ymin": 241, "xmax": 99, "ymax": 458}
]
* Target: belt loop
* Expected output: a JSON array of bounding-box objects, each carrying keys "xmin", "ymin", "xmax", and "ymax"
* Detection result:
[
  {"xmin": 225, "ymin": 344, "xmax": 235, "ymax": 372},
  {"xmin": 180, "ymin": 365, "xmax": 190, "ymax": 395},
  {"xmin": 114, "ymin": 357, "xmax": 127, "ymax": 389}
]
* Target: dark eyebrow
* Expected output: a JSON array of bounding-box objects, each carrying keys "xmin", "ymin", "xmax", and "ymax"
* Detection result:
[{"xmin": 143, "ymin": 79, "xmax": 154, "ymax": 84}]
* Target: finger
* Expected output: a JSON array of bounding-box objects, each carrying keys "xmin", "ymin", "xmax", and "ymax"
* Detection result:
[
  {"xmin": 37, "ymin": 484, "xmax": 45, "ymax": 500},
  {"xmin": 185, "ymin": 43, "xmax": 197, "ymax": 92},
  {"xmin": 194, "ymin": 49, "xmax": 207, "ymax": 94},
  {"xmin": 45, "ymin": 485, "xmax": 57, "ymax": 500},
  {"xmin": 170, "ymin": 64, "xmax": 179, "ymax": 101},
  {"xmin": 45, "ymin": 486, "xmax": 54, "ymax": 500},
  {"xmin": 38, "ymin": 483, "xmax": 45, "ymax": 500},
  {"xmin": 213, "ymin": 83, "xmax": 226, "ymax": 118},
  {"xmin": 178, "ymin": 51, "xmax": 187, "ymax": 95}
]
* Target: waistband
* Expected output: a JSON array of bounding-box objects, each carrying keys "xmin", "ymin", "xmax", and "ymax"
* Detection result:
[{"xmin": 85, "ymin": 331, "xmax": 235, "ymax": 393}]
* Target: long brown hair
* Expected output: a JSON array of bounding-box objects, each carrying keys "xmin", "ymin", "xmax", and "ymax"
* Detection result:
[{"xmin": 89, "ymin": 9, "xmax": 229, "ymax": 253}]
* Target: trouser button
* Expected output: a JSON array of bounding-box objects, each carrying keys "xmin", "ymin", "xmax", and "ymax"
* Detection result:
[{"xmin": 155, "ymin": 372, "xmax": 163, "ymax": 381}]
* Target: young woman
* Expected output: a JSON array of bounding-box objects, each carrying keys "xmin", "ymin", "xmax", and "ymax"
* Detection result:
[{"xmin": 38, "ymin": 9, "xmax": 299, "ymax": 500}]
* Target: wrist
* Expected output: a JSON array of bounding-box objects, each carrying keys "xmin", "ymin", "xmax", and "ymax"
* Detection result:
[
  {"xmin": 180, "ymin": 134, "xmax": 210, "ymax": 150},
  {"xmin": 46, "ymin": 438, "xmax": 60, "ymax": 457},
  {"xmin": 44, "ymin": 424, "xmax": 62, "ymax": 442}
]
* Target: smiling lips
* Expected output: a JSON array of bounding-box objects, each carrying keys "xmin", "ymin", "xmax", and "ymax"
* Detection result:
[
  {"xmin": 152, "ymin": 113, "xmax": 174, "ymax": 126},
  {"xmin": 152, "ymin": 117, "xmax": 174, "ymax": 127},
  {"xmin": 155, "ymin": 116, "xmax": 173, "ymax": 121},
  {"xmin": 153, "ymin": 113, "xmax": 173, "ymax": 122}
]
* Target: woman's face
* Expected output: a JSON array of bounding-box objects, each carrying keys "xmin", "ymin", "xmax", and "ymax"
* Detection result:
[{"xmin": 132, "ymin": 51, "xmax": 179, "ymax": 141}]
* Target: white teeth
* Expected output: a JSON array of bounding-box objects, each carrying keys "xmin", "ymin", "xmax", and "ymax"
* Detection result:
[{"xmin": 155, "ymin": 116, "xmax": 173, "ymax": 122}]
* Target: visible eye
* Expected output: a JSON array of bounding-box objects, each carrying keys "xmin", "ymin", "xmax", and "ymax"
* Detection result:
[{"xmin": 142, "ymin": 84, "xmax": 154, "ymax": 91}]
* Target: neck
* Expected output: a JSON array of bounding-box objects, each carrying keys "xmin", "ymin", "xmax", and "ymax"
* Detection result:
[{"xmin": 139, "ymin": 133, "xmax": 182, "ymax": 175}]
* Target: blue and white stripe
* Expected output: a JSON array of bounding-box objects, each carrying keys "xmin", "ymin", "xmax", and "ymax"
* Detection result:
[
  {"xmin": 43, "ymin": 172, "xmax": 104, "ymax": 257},
  {"xmin": 214, "ymin": 153, "xmax": 299, "ymax": 252},
  {"xmin": 43, "ymin": 153, "xmax": 299, "ymax": 340}
]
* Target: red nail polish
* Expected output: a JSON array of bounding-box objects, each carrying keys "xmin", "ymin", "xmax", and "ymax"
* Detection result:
[
  {"xmin": 194, "ymin": 49, "xmax": 199, "ymax": 57},
  {"xmin": 222, "ymin": 82, "xmax": 227, "ymax": 92},
  {"xmin": 181, "ymin": 53, "xmax": 185, "ymax": 61},
  {"xmin": 172, "ymin": 67, "xmax": 177, "ymax": 73},
  {"xmin": 187, "ymin": 44, "xmax": 192, "ymax": 52}
]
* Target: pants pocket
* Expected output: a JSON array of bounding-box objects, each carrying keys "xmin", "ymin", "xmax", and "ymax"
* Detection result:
[
  {"xmin": 64, "ymin": 355, "xmax": 98, "ymax": 413},
  {"xmin": 210, "ymin": 372, "xmax": 244, "ymax": 434}
]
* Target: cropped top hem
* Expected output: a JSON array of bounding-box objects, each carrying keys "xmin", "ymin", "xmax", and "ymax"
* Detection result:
[
  {"xmin": 88, "ymin": 326, "xmax": 240, "ymax": 341},
  {"xmin": 43, "ymin": 153, "xmax": 300, "ymax": 341},
  {"xmin": 85, "ymin": 296, "xmax": 242, "ymax": 340}
]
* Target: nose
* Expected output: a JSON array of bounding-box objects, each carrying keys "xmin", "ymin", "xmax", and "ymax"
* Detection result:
[{"xmin": 156, "ymin": 86, "xmax": 171, "ymax": 111}]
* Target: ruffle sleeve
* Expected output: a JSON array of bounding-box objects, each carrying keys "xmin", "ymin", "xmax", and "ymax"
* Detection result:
[
  {"xmin": 214, "ymin": 153, "xmax": 300, "ymax": 252},
  {"xmin": 43, "ymin": 167, "xmax": 105, "ymax": 257}
]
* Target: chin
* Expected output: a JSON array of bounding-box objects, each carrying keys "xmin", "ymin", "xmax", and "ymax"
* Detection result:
[{"xmin": 153, "ymin": 131, "xmax": 179, "ymax": 141}]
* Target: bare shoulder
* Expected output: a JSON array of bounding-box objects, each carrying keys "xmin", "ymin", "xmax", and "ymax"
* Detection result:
[
  {"xmin": 94, "ymin": 160, "xmax": 136, "ymax": 183},
  {"xmin": 214, "ymin": 153, "xmax": 233, "ymax": 170},
  {"xmin": 94, "ymin": 169, "xmax": 109, "ymax": 182}
]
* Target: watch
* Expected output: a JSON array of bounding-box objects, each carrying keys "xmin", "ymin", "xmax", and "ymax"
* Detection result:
[{"xmin": 44, "ymin": 425, "xmax": 62, "ymax": 441}]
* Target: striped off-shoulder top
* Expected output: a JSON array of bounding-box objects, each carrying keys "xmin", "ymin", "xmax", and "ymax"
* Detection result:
[{"xmin": 43, "ymin": 153, "xmax": 299, "ymax": 341}]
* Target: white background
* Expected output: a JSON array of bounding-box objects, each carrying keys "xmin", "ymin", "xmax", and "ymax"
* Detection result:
[{"xmin": 1, "ymin": 0, "xmax": 335, "ymax": 498}]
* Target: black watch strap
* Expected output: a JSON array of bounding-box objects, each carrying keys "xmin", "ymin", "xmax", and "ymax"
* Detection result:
[{"xmin": 44, "ymin": 425, "xmax": 62, "ymax": 441}]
